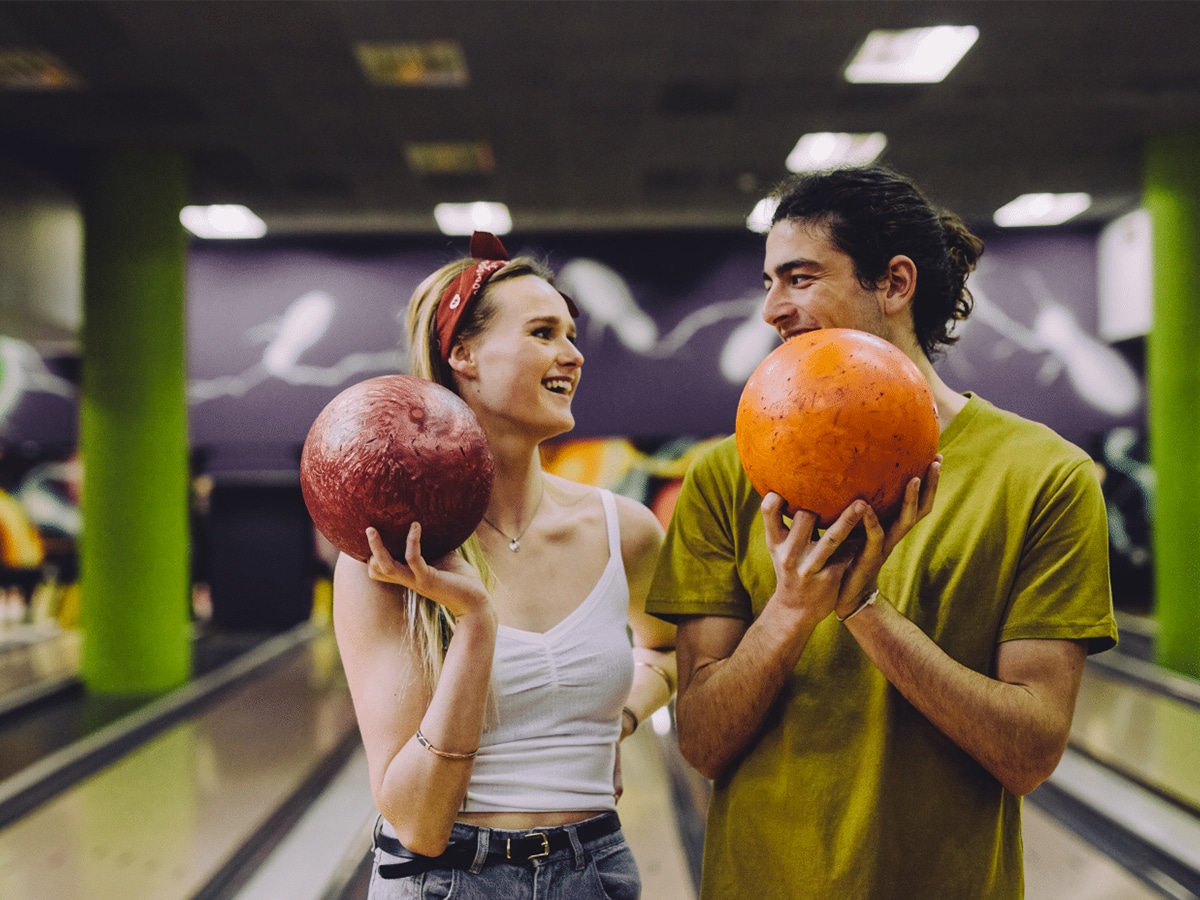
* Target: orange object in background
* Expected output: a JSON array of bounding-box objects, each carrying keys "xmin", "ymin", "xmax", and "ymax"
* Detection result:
[{"xmin": 735, "ymin": 328, "xmax": 939, "ymax": 527}]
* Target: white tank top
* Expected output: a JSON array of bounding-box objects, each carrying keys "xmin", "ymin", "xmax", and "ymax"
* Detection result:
[{"xmin": 462, "ymin": 488, "xmax": 633, "ymax": 813}]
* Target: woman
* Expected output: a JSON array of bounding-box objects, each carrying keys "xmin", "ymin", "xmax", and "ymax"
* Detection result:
[{"xmin": 333, "ymin": 231, "xmax": 676, "ymax": 899}]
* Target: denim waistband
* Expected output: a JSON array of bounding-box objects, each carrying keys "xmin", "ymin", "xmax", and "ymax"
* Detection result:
[{"xmin": 373, "ymin": 812, "xmax": 622, "ymax": 879}]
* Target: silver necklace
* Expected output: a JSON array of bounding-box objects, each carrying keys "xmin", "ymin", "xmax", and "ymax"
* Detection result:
[{"xmin": 480, "ymin": 484, "xmax": 545, "ymax": 552}]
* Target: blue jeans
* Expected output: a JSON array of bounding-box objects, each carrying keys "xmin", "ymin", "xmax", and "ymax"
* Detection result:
[{"xmin": 368, "ymin": 813, "xmax": 641, "ymax": 899}]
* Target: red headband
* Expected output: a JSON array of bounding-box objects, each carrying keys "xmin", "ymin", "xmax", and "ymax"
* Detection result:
[
  {"xmin": 435, "ymin": 231, "xmax": 510, "ymax": 364},
  {"xmin": 433, "ymin": 231, "xmax": 580, "ymax": 365}
]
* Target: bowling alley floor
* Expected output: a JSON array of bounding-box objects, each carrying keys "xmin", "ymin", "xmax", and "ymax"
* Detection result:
[{"xmin": 0, "ymin": 609, "xmax": 1196, "ymax": 899}]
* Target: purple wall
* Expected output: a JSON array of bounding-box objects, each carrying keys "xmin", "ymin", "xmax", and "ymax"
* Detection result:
[{"xmin": 0, "ymin": 227, "xmax": 1145, "ymax": 474}]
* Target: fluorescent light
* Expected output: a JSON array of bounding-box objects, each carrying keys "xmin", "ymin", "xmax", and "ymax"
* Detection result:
[
  {"xmin": 786, "ymin": 132, "xmax": 888, "ymax": 173},
  {"xmin": 993, "ymin": 193, "xmax": 1092, "ymax": 227},
  {"xmin": 845, "ymin": 26, "xmax": 979, "ymax": 83},
  {"xmin": 434, "ymin": 202, "xmax": 512, "ymax": 236},
  {"xmin": 179, "ymin": 205, "xmax": 267, "ymax": 239},
  {"xmin": 746, "ymin": 198, "xmax": 779, "ymax": 234}
]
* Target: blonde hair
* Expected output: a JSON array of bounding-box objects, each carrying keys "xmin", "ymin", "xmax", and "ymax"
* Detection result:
[{"xmin": 401, "ymin": 253, "xmax": 555, "ymax": 693}]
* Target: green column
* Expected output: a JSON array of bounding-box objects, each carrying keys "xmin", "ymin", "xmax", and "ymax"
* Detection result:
[
  {"xmin": 80, "ymin": 149, "xmax": 192, "ymax": 693},
  {"xmin": 1145, "ymin": 129, "xmax": 1200, "ymax": 679}
]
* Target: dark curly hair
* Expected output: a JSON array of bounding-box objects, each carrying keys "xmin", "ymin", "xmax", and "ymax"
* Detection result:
[{"xmin": 770, "ymin": 165, "xmax": 984, "ymax": 359}]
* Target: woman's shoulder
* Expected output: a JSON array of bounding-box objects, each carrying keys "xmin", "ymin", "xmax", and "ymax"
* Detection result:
[{"xmin": 543, "ymin": 474, "xmax": 663, "ymax": 554}]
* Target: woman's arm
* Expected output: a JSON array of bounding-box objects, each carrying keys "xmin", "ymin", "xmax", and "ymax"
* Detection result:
[
  {"xmin": 615, "ymin": 497, "xmax": 676, "ymax": 735},
  {"xmin": 332, "ymin": 524, "xmax": 496, "ymax": 856}
]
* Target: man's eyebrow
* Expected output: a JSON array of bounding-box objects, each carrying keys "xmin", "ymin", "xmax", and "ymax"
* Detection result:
[{"xmin": 764, "ymin": 258, "xmax": 820, "ymax": 280}]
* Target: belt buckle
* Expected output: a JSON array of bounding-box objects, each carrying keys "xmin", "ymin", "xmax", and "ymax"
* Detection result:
[{"xmin": 507, "ymin": 831, "xmax": 550, "ymax": 860}]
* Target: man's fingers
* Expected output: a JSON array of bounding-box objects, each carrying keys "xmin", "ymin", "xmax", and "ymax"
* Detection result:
[
  {"xmin": 917, "ymin": 458, "xmax": 942, "ymax": 518},
  {"xmin": 760, "ymin": 493, "xmax": 789, "ymax": 546},
  {"xmin": 813, "ymin": 501, "xmax": 867, "ymax": 568}
]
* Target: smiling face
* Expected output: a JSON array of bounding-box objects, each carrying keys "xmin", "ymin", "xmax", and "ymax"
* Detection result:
[
  {"xmin": 449, "ymin": 274, "xmax": 583, "ymax": 442},
  {"xmin": 761, "ymin": 218, "xmax": 888, "ymax": 342}
]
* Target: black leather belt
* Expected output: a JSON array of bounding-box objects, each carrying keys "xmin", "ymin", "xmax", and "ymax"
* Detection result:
[{"xmin": 375, "ymin": 812, "xmax": 621, "ymax": 879}]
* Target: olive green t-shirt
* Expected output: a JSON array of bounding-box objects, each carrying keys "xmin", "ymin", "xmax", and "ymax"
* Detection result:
[{"xmin": 645, "ymin": 394, "xmax": 1117, "ymax": 899}]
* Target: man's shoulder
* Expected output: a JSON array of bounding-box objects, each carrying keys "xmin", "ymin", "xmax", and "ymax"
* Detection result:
[
  {"xmin": 683, "ymin": 434, "xmax": 745, "ymax": 487},
  {"xmin": 957, "ymin": 394, "xmax": 1092, "ymax": 468}
]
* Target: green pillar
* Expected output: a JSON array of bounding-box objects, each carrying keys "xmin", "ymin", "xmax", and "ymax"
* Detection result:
[
  {"xmin": 80, "ymin": 149, "xmax": 192, "ymax": 693},
  {"xmin": 1145, "ymin": 129, "xmax": 1200, "ymax": 679}
]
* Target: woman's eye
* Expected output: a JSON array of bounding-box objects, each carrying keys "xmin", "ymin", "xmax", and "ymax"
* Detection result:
[{"xmin": 533, "ymin": 327, "xmax": 552, "ymax": 338}]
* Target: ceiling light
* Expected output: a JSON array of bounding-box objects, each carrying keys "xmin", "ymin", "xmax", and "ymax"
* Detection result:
[
  {"xmin": 992, "ymin": 193, "xmax": 1092, "ymax": 227},
  {"xmin": 0, "ymin": 49, "xmax": 81, "ymax": 89},
  {"xmin": 434, "ymin": 202, "xmax": 512, "ymax": 236},
  {"xmin": 179, "ymin": 205, "xmax": 267, "ymax": 239},
  {"xmin": 786, "ymin": 132, "xmax": 888, "ymax": 173},
  {"xmin": 844, "ymin": 26, "xmax": 979, "ymax": 84},
  {"xmin": 746, "ymin": 198, "xmax": 778, "ymax": 234},
  {"xmin": 355, "ymin": 41, "xmax": 469, "ymax": 87}
]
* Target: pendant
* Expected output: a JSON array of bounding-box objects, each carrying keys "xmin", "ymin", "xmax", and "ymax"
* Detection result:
[{"xmin": 509, "ymin": 539, "xmax": 520, "ymax": 552}]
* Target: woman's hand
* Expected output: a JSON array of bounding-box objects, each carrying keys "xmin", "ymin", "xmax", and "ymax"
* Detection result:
[{"xmin": 364, "ymin": 523, "xmax": 490, "ymax": 620}]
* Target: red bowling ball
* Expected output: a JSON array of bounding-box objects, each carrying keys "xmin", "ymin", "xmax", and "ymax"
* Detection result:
[
  {"xmin": 300, "ymin": 375, "xmax": 495, "ymax": 563},
  {"xmin": 735, "ymin": 328, "xmax": 939, "ymax": 528}
]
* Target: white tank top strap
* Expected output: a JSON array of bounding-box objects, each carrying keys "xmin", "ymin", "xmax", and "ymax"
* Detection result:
[{"xmin": 598, "ymin": 488, "xmax": 622, "ymax": 563}]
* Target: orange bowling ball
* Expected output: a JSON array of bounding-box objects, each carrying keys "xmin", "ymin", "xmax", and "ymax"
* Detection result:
[{"xmin": 735, "ymin": 328, "xmax": 939, "ymax": 527}]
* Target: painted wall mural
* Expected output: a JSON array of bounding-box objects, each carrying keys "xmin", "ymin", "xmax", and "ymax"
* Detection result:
[{"xmin": 0, "ymin": 227, "xmax": 1153, "ymax": 612}]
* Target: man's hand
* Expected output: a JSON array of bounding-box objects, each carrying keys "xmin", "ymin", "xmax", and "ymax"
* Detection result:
[{"xmin": 834, "ymin": 456, "xmax": 940, "ymax": 619}]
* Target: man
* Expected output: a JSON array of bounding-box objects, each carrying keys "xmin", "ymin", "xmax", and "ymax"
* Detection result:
[{"xmin": 646, "ymin": 166, "xmax": 1117, "ymax": 898}]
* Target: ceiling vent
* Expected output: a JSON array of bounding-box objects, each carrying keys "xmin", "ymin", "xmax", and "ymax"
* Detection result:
[
  {"xmin": 0, "ymin": 49, "xmax": 81, "ymax": 89},
  {"xmin": 405, "ymin": 142, "xmax": 496, "ymax": 176},
  {"xmin": 355, "ymin": 41, "xmax": 469, "ymax": 87}
]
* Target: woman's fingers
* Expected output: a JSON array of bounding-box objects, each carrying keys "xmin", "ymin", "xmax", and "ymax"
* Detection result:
[{"xmin": 365, "ymin": 524, "xmax": 422, "ymax": 585}]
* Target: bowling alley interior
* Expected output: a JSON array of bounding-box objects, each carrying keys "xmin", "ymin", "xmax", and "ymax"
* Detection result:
[{"xmin": 1, "ymin": 2, "xmax": 1200, "ymax": 898}]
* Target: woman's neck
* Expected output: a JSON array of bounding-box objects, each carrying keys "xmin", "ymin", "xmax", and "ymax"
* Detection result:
[{"xmin": 483, "ymin": 436, "xmax": 547, "ymax": 528}]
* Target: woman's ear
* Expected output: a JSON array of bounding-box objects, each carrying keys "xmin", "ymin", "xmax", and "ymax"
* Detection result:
[
  {"xmin": 882, "ymin": 255, "xmax": 918, "ymax": 315},
  {"xmin": 446, "ymin": 341, "xmax": 477, "ymax": 378}
]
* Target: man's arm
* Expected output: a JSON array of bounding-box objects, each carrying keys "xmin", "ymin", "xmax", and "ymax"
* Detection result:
[
  {"xmin": 674, "ymin": 495, "xmax": 869, "ymax": 780},
  {"xmin": 675, "ymin": 609, "xmax": 809, "ymax": 780},
  {"xmin": 844, "ymin": 601, "xmax": 1086, "ymax": 795}
]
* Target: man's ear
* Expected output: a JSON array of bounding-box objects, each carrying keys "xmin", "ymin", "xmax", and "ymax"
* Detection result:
[
  {"xmin": 447, "ymin": 341, "xmax": 477, "ymax": 378},
  {"xmin": 882, "ymin": 255, "xmax": 918, "ymax": 315}
]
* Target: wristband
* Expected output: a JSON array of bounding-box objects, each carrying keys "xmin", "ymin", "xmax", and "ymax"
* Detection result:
[
  {"xmin": 837, "ymin": 589, "xmax": 879, "ymax": 623},
  {"xmin": 621, "ymin": 706, "xmax": 639, "ymax": 734},
  {"xmin": 636, "ymin": 660, "xmax": 675, "ymax": 694}
]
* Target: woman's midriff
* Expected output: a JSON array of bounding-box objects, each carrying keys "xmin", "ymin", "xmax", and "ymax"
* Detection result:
[{"xmin": 455, "ymin": 809, "xmax": 606, "ymax": 829}]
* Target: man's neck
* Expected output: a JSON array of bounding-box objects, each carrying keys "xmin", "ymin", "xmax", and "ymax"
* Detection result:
[{"xmin": 911, "ymin": 353, "xmax": 969, "ymax": 432}]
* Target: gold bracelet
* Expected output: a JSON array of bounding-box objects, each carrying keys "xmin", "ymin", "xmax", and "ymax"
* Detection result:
[
  {"xmin": 636, "ymin": 660, "xmax": 675, "ymax": 694},
  {"xmin": 837, "ymin": 589, "xmax": 880, "ymax": 623},
  {"xmin": 415, "ymin": 729, "xmax": 478, "ymax": 760}
]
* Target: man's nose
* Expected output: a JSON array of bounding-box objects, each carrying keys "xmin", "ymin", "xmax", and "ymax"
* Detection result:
[{"xmin": 761, "ymin": 283, "xmax": 789, "ymax": 328}]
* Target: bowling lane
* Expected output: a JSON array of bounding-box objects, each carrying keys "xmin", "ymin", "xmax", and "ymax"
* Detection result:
[
  {"xmin": 0, "ymin": 626, "xmax": 358, "ymax": 900},
  {"xmin": 1023, "ymin": 802, "xmax": 1161, "ymax": 900},
  {"xmin": 1072, "ymin": 655, "xmax": 1200, "ymax": 813},
  {"xmin": 0, "ymin": 620, "xmax": 79, "ymax": 717}
]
